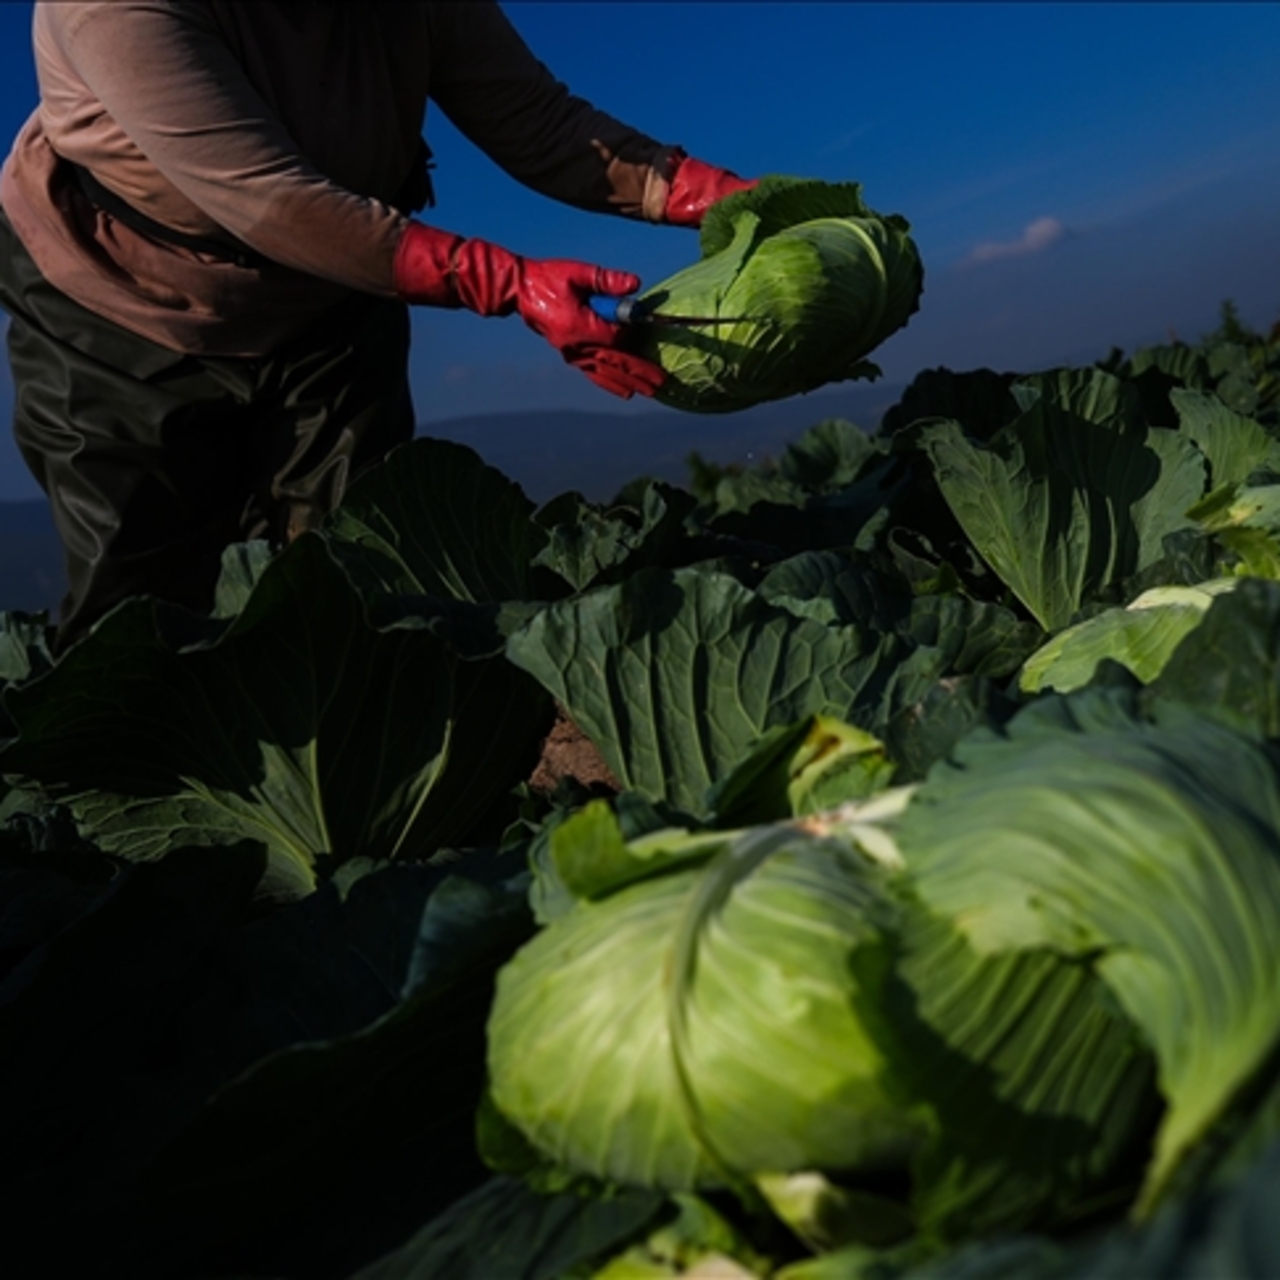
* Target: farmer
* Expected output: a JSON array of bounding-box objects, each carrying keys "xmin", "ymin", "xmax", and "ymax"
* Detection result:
[{"xmin": 0, "ymin": 2, "xmax": 753, "ymax": 649}]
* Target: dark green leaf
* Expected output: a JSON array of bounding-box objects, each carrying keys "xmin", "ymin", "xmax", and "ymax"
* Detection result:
[
  {"xmin": 901, "ymin": 596, "xmax": 1042, "ymax": 679},
  {"xmin": 709, "ymin": 715, "xmax": 894, "ymax": 826},
  {"xmin": 876, "ymin": 908, "xmax": 1157, "ymax": 1240},
  {"xmin": 879, "ymin": 367, "xmax": 1019, "ymax": 441},
  {"xmin": 1011, "ymin": 367, "xmax": 1147, "ymax": 430},
  {"xmin": 0, "ymin": 535, "xmax": 545, "ymax": 896},
  {"xmin": 211, "ymin": 539, "xmax": 276, "ymax": 618},
  {"xmin": 533, "ymin": 482, "xmax": 697, "ymax": 592},
  {"xmin": 780, "ymin": 419, "xmax": 880, "ymax": 492},
  {"xmin": 1172, "ymin": 389, "xmax": 1280, "ymax": 488},
  {"xmin": 881, "ymin": 675, "xmax": 1018, "ymax": 782},
  {"xmin": 919, "ymin": 398, "xmax": 1205, "ymax": 630},
  {"xmin": 759, "ymin": 551, "xmax": 907, "ymax": 630},
  {"xmin": 353, "ymin": 1177, "xmax": 665, "ymax": 1280},
  {"xmin": 325, "ymin": 436, "xmax": 545, "ymax": 605},
  {"xmin": 0, "ymin": 611, "xmax": 54, "ymax": 686},
  {"xmin": 895, "ymin": 1138, "xmax": 1280, "ymax": 1280},
  {"xmin": 900, "ymin": 691, "xmax": 1280, "ymax": 1214},
  {"xmin": 507, "ymin": 568, "xmax": 944, "ymax": 816},
  {"xmin": 1148, "ymin": 577, "xmax": 1280, "ymax": 737}
]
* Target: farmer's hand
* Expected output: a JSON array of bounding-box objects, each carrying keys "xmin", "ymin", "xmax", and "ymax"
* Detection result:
[
  {"xmin": 394, "ymin": 222, "xmax": 665, "ymax": 399},
  {"xmin": 663, "ymin": 152, "xmax": 757, "ymax": 229}
]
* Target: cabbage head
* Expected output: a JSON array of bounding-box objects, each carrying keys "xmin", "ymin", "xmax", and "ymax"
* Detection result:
[
  {"xmin": 484, "ymin": 782, "xmax": 1154, "ymax": 1239},
  {"xmin": 486, "ymin": 809, "xmax": 928, "ymax": 1192},
  {"xmin": 631, "ymin": 177, "xmax": 923, "ymax": 413},
  {"xmin": 486, "ymin": 689, "xmax": 1280, "ymax": 1238}
]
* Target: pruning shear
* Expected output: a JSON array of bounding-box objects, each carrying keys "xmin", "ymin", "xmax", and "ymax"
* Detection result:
[{"xmin": 589, "ymin": 295, "xmax": 753, "ymax": 328}]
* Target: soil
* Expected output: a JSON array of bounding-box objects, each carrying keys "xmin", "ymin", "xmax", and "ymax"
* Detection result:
[{"xmin": 528, "ymin": 705, "xmax": 620, "ymax": 796}]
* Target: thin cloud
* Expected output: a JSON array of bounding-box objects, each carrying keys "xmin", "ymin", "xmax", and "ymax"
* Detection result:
[
  {"xmin": 1083, "ymin": 125, "xmax": 1280, "ymax": 228},
  {"xmin": 910, "ymin": 157, "xmax": 1067, "ymax": 221},
  {"xmin": 816, "ymin": 123, "xmax": 876, "ymax": 157},
  {"xmin": 964, "ymin": 216, "xmax": 1067, "ymax": 266}
]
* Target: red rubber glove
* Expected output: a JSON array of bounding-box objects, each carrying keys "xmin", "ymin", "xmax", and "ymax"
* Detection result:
[
  {"xmin": 393, "ymin": 222, "xmax": 665, "ymax": 400},
  {"xmin": 663, "ymin": 152, "xmax": 757, "ymax": 229}
]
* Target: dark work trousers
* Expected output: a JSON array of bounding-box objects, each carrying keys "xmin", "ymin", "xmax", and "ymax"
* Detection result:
[{"xmin": 0, "ymin": 208, "xmax": 415, "ymax": 650}]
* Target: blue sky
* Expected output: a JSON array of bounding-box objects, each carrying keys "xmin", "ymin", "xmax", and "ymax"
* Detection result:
[{"xmin": 1, "ymin": 2, "xmax": 1280, "ymax": 500}]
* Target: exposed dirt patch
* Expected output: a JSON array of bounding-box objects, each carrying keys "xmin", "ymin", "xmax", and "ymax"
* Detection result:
[{"xmin": 528, "ymin": 705, "xmax": 620, "ymax": 796}]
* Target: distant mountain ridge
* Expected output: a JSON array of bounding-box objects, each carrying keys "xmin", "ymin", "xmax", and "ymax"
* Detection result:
[
  {"xmin": 0, "ymin": 380, "xmax": 902, "ymax": 616},
  {"xmin": 415, "ymin": 379, "xmax": 902, "ymax": 503}
]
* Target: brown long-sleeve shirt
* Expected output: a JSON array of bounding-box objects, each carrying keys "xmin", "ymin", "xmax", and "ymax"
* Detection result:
[{"xmin": 0, "ymin": 1, "xmax": 675, "ymax": 356}]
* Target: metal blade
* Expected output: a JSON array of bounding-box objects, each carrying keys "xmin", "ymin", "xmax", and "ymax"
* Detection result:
[
  {"xmin": 589, "ymin": 294, "xmax": 762, "ymax": 328},
  {"xmin": 640, "ymin": 313, "xmax": 756, "ymax": 328}
]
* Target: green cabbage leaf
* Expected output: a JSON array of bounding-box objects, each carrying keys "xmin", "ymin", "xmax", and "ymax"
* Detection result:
[
  {"xmin": 898, "ymin": 691, "xmax": 1280, "ymax": 1216},
  {"xmin": 917, "ymin": 371, "xmax": 1207, "ymax": 632},
  {"xmin": 1019, "ymin": 580, "xmax": 1236, "ymax": 693}
]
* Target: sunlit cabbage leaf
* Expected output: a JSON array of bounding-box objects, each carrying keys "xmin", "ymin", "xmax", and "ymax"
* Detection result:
[{"xmin": 634, "ymin": 177, "xmax": 923, "ymax": 413}]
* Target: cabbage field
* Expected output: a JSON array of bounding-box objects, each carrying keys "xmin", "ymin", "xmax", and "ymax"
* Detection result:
[{"xmin": 2, "ymin": 309, "xmax": 1280, "ymax": 1279}]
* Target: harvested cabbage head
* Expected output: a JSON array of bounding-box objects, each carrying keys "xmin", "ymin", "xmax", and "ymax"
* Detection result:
[{"xmin": 633, "ymin": 177, "xmax": 923, "ymax": 413}]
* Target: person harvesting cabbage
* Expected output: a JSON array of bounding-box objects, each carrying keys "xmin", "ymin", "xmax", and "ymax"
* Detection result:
[{"xmin": 0, "ymin": 1, "xmax": 754, "ymax": 649}]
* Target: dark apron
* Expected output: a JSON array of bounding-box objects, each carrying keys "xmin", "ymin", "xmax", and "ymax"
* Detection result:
[{"xmin": 0, "ymin": 206, "xmax": 416, "ymax": 650}]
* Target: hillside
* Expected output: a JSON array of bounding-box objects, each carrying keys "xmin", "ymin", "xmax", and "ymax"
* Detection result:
[
  {"xmin": 417, "ymin": 378, "xmax": 903, "ymax": 503},
  {"xmin": 0, "ymin": 382, "xmax": 903, "ymax": 616}
]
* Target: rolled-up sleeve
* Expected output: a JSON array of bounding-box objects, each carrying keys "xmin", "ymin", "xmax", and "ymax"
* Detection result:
[
  {"xmin": 52, "ymin": 3, "xmax": 408, "ymax": 296},
  {"xmin": 425, "ymin": 2, "xmax": 676, "ymax": 222}
]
